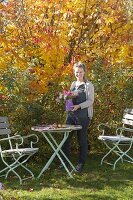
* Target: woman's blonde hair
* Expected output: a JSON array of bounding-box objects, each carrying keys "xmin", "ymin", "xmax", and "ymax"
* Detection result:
[{"xmin": 73, "ymin": 61, "xmax": 87, "ymax": 81}]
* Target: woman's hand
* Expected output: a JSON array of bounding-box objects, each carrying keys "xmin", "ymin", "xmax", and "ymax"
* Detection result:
[
  {"xmin": 72, "ymin": 105, "xmax": 81, "ymax": 111},
  {"xmin": 71, "ymin": 91, "xmax": 78, "ymax": 97}
]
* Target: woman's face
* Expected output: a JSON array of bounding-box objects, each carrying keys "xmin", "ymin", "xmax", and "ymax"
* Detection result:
[{"xmin": 74, "ymin": 67, "xmax": 85, "ymax": 81}]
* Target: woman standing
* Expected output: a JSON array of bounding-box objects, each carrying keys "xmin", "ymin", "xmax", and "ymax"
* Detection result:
[{"xmin": 60, "ymin": 61, "xmax": 94, "ymax": 172}]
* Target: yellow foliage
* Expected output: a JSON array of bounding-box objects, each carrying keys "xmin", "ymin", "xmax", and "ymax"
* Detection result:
[
  {"xmin": 29, "ymin": 79, "xmax": 48, "ymax": 94},
  {"xmin": 0, "ymin": 0, "xmax": 132, "ymax": 97},
  {"xmin": 0, "ymin": 3, "xmax": 5, "ymax": 9}
]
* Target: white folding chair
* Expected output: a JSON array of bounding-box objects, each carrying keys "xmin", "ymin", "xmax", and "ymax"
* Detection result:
[
  {"xmin": 0, "ymin": 117, "xmax": 39, "ymax": 184},
  {"xmin": 98, "ymin": 109, "xmax": 133, "ymax": 170}
]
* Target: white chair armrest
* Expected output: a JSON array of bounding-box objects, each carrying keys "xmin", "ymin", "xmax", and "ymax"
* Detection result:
[
  {"xmin": 22, "ymin": 134, "xmax": 39, "ymax": 143},
  {"xmin": 98, "ymin": 123, "xmax": 111, "ymax": 135},
  {"xmin": 116, "ymin": 127, "xmax": 133, "ymax": 136},
  {"xmin": 0, "ymin": 135, "xmax": 23, "ymax": 145},
  {"xmin": 22, "ymin": 134, "xmax": 39, "ymax": 148}
]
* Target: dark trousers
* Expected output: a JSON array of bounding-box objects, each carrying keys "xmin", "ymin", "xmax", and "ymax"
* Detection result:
[{"xmin": 62, "ymin": 113, "xmax": 90, "ymax": 164}]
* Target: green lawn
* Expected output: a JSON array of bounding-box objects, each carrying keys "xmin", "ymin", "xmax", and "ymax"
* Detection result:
[{"xmin": 0, "ymin": 153, "xmax": 133, "ymax": 200}]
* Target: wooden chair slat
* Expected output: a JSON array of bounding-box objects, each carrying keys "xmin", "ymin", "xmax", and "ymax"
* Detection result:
[
  {"xmin": 0, "ymin": 117, "xmax": 8, "ymax": 122},
  {"xmin": 123, "ymin": 113, "xmax": 133, "ymax": 120},
  {"xmin": 0, "ymin": 129, "xmax": 11, "ymax": 135},
  {"xmin": 124, "ymin": 108, "xmax": 133, "ymax": 114},
  {"xmin": 0, "ymin": 122, "xmax": 9, "ymax": 128},
  {"xmin": 122, "ymin": 119, "xmax": 133, "ymax": 126}
]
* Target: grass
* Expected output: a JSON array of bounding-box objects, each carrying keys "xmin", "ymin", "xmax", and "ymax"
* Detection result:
[{"xmin": 0, "ymin": 152, "xmax": 133, "ymax": 200}]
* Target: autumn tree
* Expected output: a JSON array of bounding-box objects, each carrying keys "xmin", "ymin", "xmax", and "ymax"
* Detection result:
[{"xmin": 0, "ymin": 0, "xmax": 132, "ymax": 151}]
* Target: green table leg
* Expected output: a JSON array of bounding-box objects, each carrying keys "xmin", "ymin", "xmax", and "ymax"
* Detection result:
[{"xmin": 38, "ymin": 131, "xmax": 74, "ymax": 178}]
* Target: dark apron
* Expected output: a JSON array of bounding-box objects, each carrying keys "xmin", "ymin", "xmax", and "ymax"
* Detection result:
[{"xmin": 66, "ymin": 83, "xmax": 88, "ymax": 125}]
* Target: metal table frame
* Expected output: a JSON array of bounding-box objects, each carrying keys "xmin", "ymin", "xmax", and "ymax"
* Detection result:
[{"xmin": 32, "ymin": 125, "xmax": 82, "ymax": 178}]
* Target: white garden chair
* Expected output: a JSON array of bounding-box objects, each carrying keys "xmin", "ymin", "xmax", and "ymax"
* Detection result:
[
  {"xmin": 98, "ymin": 108, "xmax": 133, "ymax": 170},
  {"xmin": 0, "ymin": 117, "xmax": 39, "ymax": 184}
]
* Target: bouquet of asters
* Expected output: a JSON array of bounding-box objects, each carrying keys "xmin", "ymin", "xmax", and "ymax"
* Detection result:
[{"xmin": 56, "ymin": 90, "xmax": 76, "ymax": 111}]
